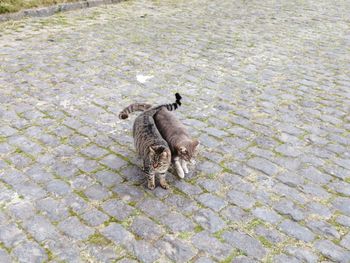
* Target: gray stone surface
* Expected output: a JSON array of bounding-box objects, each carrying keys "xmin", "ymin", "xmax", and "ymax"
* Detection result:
[
  {"xmin": 194, "ymin": 209, "xmax": 226, "ymax": 233},
  {"xmin": 273, "ymin": 199, "xmax": 305, "ymax": 221},
  {"xmin": 160, "ymin": 212, "xmax": 194, "ymax": 232},
  {"xmin": 131, "ymin": 240, "xmax": 160, "ymax": 263},
  {"xmin": 279, "ymin": 220, "xmax": 315, "ymax": 242},
  {"xmin": 58, "ymin": 217, "xmax": 94, "ymax": 240},
  {"xmin": 102, "ymin": 199, "xmax": 134, "ymax": 220},
  {"xmin": 11, "ymin": 241, "xmax": 48, "ymax": 263},
  {"xmin": 81, "ymin": 208, "xmax": 109, "ymax": 227},
  {"xmin": 0, "ymin": 248, "xmax": 12, "ymax": 263},
  {"xmin": 0, "ymin": 0, "xmax": 349, "ymax": 261},
  {"xmin": 131, "ymin": 216, "xmax": 164, "ymax": 241},
  {"xmin": 101, "ymin": 223, "xmax": 134, "ymax": 249},
  {"xmin": 222, "ymin": 230, "xmax": 266, "ymax": 259},
  {"xmin": 23, "ymin": 215, "xmax": 59, "ymax": 242},
  {"xmin": 156, "ymin": 235, "xmax": 197, "ymax": 262},
  {"xmin": 227, "ymin": 190, "xmax": 256, "ymax": 209},
  {"xmin": 191, "ymin": 232, "xmax": 231, "ymax": 260},
  {"xmin": 252, "ymin": 207, "xmax": 282, "ymax": 224},
  {"xmin": 285, "ymin": 246, "xmax": 318, "ymax": 263},
  {"xmin": 196, "ymin": 193, "xmax": 227, "ymax": 212},
  {"xmin": 315, "ymin": 240, "xmax": 350, "ymax": 263}
]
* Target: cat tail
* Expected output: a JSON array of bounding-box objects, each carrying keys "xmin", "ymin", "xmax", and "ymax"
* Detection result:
[
  {"xmin": 156, "ymin": 93, "xmax": 182, "ymax": 111},
  {"xmin": 119, "ymin": 103, "xmax": 152, "ymax": 119}
]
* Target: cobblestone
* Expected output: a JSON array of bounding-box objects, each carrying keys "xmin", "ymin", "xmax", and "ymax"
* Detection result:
[{"xmin": 1, "ymin": 0, "xmax": 349, "ymax": 261}]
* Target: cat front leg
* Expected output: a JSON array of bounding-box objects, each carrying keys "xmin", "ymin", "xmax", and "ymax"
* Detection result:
[
  {"xmin": 143, "ymin": 162, "xmax": 156, "ymax": 190},
  {"xmin": 174, "ymin": 157, "xmax": 185, "ymax": 179},
  {"xmin": 159, "ymin": 173, "xmax": 169, "ymax": 189},
  {"xmin": 180, "ymin": 159, "xmax": 189, "ymax": 174},
  {"xmin": 146, "ymin": 172, "xmax": 156, "ymax": 190}
]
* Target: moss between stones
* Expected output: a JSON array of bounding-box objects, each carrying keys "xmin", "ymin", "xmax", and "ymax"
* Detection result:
[
  {"xmin": 194, "ymin": 225, "xmax": 204, "ymax": 233},
  {"xmin": 88, "ymin": 233, "xmax": 111, "ymax": 246}
]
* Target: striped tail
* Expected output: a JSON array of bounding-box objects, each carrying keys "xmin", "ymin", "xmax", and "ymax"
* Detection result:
[
  {"xmin": 156, "ymin": 93, "xmax": 182, "ymax": 111},
  {"xmin": 119, "ymin": 103, "xmax": 152, "ymax": 119}
]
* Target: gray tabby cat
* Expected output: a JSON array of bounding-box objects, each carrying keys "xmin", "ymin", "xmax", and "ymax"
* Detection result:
[
  {"xmin": 119, "ymin": 99, "xmax": 198, "ymax": 179},
  {"xmin": 119, "ymin": 93, "xmax": 182, "ymax": 190}
]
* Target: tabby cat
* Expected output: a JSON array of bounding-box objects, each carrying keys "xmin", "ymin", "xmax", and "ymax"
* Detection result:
[
  {"xmin": 119, "ymin": 93, "xmax": 182, "ymax": 190},
  {"xmin": 119, "ymin": 97, "xmax": 198, "ymax": 179}
]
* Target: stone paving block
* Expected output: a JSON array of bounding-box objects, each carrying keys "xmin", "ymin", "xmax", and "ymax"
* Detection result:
[
  {"xmin": 102, "ymin": 199, "xmax": 134, "ymax": 221},
  {"xmin": 194, "ymin": 257, "xmax": 215, "ymax": 263},
  {"xmin": 174, "ymin": 181, "xmax": 203, "ymax": 196},
  {"xmin": 273, "ymin": 199, "xmax": 305, "ymax": 221},
  {"xmin": 285, "ymin": 246, "xmax": 318, "ymax": 263},
  {"xmin": 11, "ymin": 241, "xmax": 47, "ymax": 263},
  {"xmin": 45, "ymin": 236, "xmax": 80, "ymax": 262},
  {"xmin": 46, "ymin": 179, "xmax": 71, "ymax": 196},
  {"xmin": 336, "ymin": 215, "xmax": 350, "ymax": 227},
  {"xmin": 307, "ymin": 220, "xmax": 340, "ymax": 239},
  {"xmin": 220, "ymin": 205, "xmax": 251, "ymax": 223},
  {"xmin": 273, "ymin": 254, "xmax": 300, "ymax": 263},
  {"xmin": 131, "ymin": 240, "xmax": 161, "ymax": 263},
  {"xmin": 194, "ymin": 209, "xmax": 226, "ymax": 233},
  {"xmin": 159, "ymin": 212, "xmax": 194, "ymax": 233},
  {"xmin": 81, "ymin": 208, "xmax": 109, "ymax": 227},
  {"xmin": 138, "ymin": 198, "xmax": 170, "ymax": 218},
  {"xmin": 332, "ymin": 197, "xmax": 350, "ymax": 216},
  {"xmin": 165, "ymin": 194, "xmax": 199, "ymax": 215},
  {"xmin": 252, "ymin": 207, "xmax": 282, "ymax": 224},
  {"xmin": 113, "ymin": 184, "xmax": 145, "ymax": 202},
  {"xmin": 100, "ymin": 154, "xmax": 128, "ymax": 170},
  {"xmin": 279, "ymin": 220, "xmax": 315, "ymax": 242},
  {"xmin": 95, "ymin": 170, "xmax": 123, "ymax": 187},
  {"xmin": 315, "ymin": 240, "xmax": 350, "ymax": 263},
  {"xmin": 341, "ymin": 233, "xmax": 350, "ymax": 250},
  {"xmin": 254, "ymin": 225, "xmax": 285, "ymax": 244},
  {"xmin": 222, "ymin": 230, "xmax": 266, "ymax": 259},
  {"xmin": 84, "ymin": 184, "xmax": 110, "ymax": 201},
  {"xmin": 226, "ymin": 189, "xmax": 256, "ymax": 209},
  {"xmin": 22, "ymin": 215, "xmax": 59, "ymax": 242},
  {"xmin": 0, "ymin": 248, "xmax": 12, "ymax": 263},
  {"xmin": 87, "ymin": 244, "xmax": 123, "ymax": 263},
  {"xmin": 58, "ymin": 216, "xmax": 94, "ymax": 240},
  {"xmin": 81, "ymin": 144, "xmax": 109, "ymax": 159},
  {"xmin": 101, "ymin": 223, "xmax": 134, "ymax": 250},
  {"xmin": 0, "ymin": 223, "xmax": 26, "ymax": 248},
  {"xmin": 247, "ymin": 157, "xmax": 279, "ymax": 176},
  {"xmin": 131, "ymin": 216, "xmax": 164, "ymax": 241},
  {"xmin": 156, "ymin": 235, "xmax": 197, "ymax": 262},
  {"xmin": 64, "ymin": 193, "xmax": 90, "ymax": 214},
  {"xmin": 196, "ymin": 193, "xmax": 227, "ymax": 212},
  {"xmin": 191, "ymin": 231, "xmax": 231, "ymax": 260}
]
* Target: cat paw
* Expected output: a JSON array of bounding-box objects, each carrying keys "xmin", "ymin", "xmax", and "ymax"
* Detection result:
[
  {"xmin": 177, "ymin": 171, "xmax": 185, "ymax": 179},
  {"xmin": 183, "ymin": 167, "xmax": 189, "ymax": 174},
  {"xmin": 147, "ymin": 182, "xmax": 156, "ymax": 190},
  {"xmin": 160, "ymin": 182, "xmax": 169, "ymax": 189}
]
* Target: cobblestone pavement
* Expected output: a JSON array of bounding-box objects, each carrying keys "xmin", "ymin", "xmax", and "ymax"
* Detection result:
[{"xmin": 1, "ymin": 0, "xmax": 350, "ymax": 262}]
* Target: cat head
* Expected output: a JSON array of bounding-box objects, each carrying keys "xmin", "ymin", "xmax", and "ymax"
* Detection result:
[
  {"xmin": 176, "ymin": 139, "xmax": 199, "ymax": 162},
  {"xmin": 149, "ymin": 145, "xmax": 171, "ymax": 171}
]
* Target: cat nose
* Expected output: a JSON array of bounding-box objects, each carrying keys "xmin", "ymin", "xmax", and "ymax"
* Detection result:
[{"xmin": 153, "ymin": 163, "xmax": 159, "ymax": 168}]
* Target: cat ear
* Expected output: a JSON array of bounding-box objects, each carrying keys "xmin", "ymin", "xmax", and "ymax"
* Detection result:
[
  {"xmin": 192, "ymin": 139, "xmax": 199, "ymax": 148},
  {"xmin": 149, "ymin": 146, "xmax": 156, "ymax": 155}
]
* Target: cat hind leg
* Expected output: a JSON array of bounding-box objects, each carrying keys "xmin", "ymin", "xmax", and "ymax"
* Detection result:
[
  {"xmin": 181, "ymin": 159, "xmax": 189, "ymax": 174},
  {"xmin": 174, "ymin": 157, "xmax": 185, "ymax": 178}
]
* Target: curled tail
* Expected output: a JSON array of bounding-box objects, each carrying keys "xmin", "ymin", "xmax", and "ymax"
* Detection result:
[
  {"xmin": 119, "ymin": 93, "xmax": 182, "ymax": 119},
  {"xmin": 119, "ymin": 103, "xmax": 152, "ymax": 119},
  {"xmin": 156, "ymin": 93, "xmax": 182, "ymax": 111}
]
